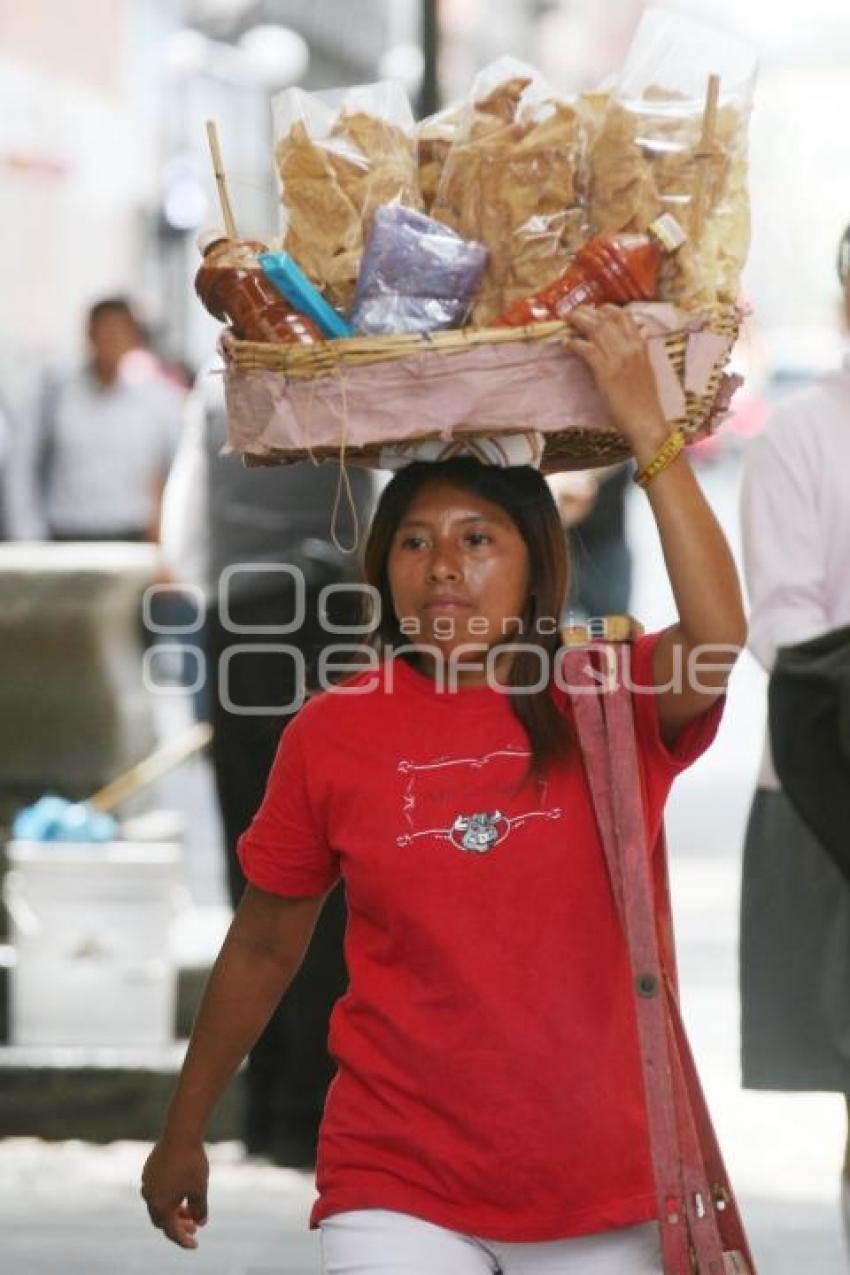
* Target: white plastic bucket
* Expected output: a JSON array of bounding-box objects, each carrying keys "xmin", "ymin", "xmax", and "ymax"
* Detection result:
[{"xmin": 3, "ymin": 841, "xmax": 183, "ymax": 1046}]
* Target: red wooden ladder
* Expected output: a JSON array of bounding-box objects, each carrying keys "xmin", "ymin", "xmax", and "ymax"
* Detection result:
[{"xmin": 561, "ymin": 624, "xmax": 755, "ymax": 1275}]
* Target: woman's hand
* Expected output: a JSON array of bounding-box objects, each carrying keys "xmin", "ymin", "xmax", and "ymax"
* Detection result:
[
  {"xmin": 141, "ymin": 1135, "xmax": 209, "ymax": 1249},
  {"xmin": 566, "ymin": 305, "xmax": 670, "ymax": 466},
  {"xmin": 138, "ymin": 888, "xmax": 324, "ymax": 1250}
]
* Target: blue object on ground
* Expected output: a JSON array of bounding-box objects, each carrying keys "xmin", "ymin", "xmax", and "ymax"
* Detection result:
[
  {"xmin": 258, "ymin": 252, "xmax": 353, "ymax": 339},
  {"xmin": 12, "ymin": 794, "xmax": 118, "ymax": 844}
]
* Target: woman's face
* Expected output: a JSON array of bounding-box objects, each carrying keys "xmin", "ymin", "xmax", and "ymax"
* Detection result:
[{"xmin": 386, "ymin": 480, "xmax": 531, "ymax": 677}]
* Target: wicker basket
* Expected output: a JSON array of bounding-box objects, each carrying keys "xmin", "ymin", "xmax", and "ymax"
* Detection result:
[{"xmin": 221, "ymin": 305, "xmax": 741, "ymax": 473}]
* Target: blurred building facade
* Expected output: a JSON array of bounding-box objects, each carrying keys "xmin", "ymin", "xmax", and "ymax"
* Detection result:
[{"xmin": 0, "ymin": 0, "xmax": 173, "ymax": 394}]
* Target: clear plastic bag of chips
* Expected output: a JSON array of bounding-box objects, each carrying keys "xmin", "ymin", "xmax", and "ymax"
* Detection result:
[
  {"xmin": 430, "ymin": 57, "xmax": 588, "ymax": 326},
  {"xmin": 273, "ymin": 80, "xmax": 421, "ymax": 313},
  {"xmin": 415, "ymin": 103, "xmax": 463, "ymax": 212},
  {"xmin": 588, "ymin": 11, "xmax": 757, "ymax": 308}
]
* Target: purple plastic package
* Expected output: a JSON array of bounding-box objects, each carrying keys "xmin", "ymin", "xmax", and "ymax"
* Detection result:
[{"xmin": 351, "ymin": 205, "xmax": 487, "ymax": 335}]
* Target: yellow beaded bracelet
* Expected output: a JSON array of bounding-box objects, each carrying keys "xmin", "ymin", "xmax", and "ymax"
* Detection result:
[{"xmin": 633, "ymin": 428, "xmax": 685, "ymax": 489}]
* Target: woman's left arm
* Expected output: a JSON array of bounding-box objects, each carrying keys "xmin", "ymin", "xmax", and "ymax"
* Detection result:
[{"xmin": 568, "ymin": 305, "xmax": 747, "ymax": 746}]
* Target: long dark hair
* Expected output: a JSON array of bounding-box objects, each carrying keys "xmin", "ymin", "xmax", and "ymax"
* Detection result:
[{"xmin": 362, "ymin": 458, "xmax": 572, "ymax": 775}]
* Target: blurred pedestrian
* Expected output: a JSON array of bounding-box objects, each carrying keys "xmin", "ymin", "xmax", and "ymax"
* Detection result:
[
  {"xmin": 739, "ymin": 223, "xmax": 850, "ymax": 1250},
  {"xmin": 0, "ymin": 399, "xmax": 11, "ymax": 539},
  {"xmin": 548, "ymin": 464, "xmax": 633, "ymax": 625},
  {"xmin": 569, "ymin": 465, "xmax": 633, "ymax": 620},
  {"xmin": 142, "ymin": 306, "xmax": 745, "ymax": 1270},
  {"xmin": 8, "ymin": 296, "xmax": 182, "ymax": 543},
  {"xmin": 160, "ymin": 366, "xmax": 376, "ymax": 1166}
]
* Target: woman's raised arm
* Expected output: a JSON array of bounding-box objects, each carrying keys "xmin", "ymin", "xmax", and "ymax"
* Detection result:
[{"xmin": 567, "ymin": 305, "xmax": 747, "ymax": 745}]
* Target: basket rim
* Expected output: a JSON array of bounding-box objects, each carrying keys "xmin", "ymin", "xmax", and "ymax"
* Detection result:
[
  {"xmin": 220, "ymin": 304, "xmax": 742, "ymax": 387},
  {"xmin": 223, "ymin": 302, "xmax": 741, "ymax": 362}
]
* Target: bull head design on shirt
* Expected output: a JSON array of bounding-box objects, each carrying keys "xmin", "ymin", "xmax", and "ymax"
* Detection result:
[{"xmin": 450, "ymin": 811, "xmax": 509, "ymax": 853}]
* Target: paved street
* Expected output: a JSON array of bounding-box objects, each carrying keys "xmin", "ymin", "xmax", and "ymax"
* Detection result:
[
  {"xmin": 1, "ymin": 456, "xmax": 848, "ymax": 1273},
  {"xmin": 0, "ymin": 1139, "xmax": 321, "ymax": 1274}
]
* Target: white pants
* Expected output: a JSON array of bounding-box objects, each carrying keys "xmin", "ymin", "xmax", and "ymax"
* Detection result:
[{"xmin": 320, "ymin": 1208, "xmax": 662, "ymax": 1274}]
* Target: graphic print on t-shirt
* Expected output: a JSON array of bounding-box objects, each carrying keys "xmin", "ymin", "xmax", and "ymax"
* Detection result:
[{"xmin": 396, "ymin": 746, "xmax": 563, "ymax": 855}]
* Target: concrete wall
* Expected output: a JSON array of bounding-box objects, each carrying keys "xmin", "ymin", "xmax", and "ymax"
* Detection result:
[{"xmin": 0, "ymin": 0, "xmax": 163, "ymax": 389}]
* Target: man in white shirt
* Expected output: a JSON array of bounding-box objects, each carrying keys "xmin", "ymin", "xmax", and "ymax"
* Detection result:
[
  {"xmin": 739, "ymin": 225, "xmax": 850, "ymax": 1251},
  {"xmin": 9, "ymin": 297, "xmax": 183, "ymax": 542}
]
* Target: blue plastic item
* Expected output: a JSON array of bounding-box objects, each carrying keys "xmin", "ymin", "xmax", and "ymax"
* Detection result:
[
  {"xmin": 258, "ymin": 252, "xmax": 353, "ymax": 340},
  {"xmin": 12, "ymin": 794, "xmax": 118, "ymax": 844}
]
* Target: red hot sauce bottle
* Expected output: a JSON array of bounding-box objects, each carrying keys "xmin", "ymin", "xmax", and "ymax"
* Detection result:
[
  {"xmin": 496, "ymin": 214, "xmax": 687, "ymax": 327},
  {"xmin": 194, "ymin": 230, "xmax": 321, "ymax": 344}
]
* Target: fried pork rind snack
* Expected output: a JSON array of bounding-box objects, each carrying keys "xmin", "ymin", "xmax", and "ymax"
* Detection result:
[
  {"xmin": 587, "ymin": 12, "xmax": 756, "ymax": 309},
  {"xmin": 273, "ymin": 82, "xmax": 421, "ymax": 313},
  {"xmin": 416, "ymin": 104, "xmax": 463, "ymax": 213},
  {"xmin": 430, "ymin": 58, "xmax": 588, "ymax": 326}
]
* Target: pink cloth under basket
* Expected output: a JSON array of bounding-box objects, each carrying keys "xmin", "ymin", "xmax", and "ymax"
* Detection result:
[{"xmin": 221, "ymin": 303, "xmax": 742, "ymax": 473}]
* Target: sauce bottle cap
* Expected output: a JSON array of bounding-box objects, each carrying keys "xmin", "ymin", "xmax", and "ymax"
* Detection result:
[
  {"xmin": 648, "ymin": 214, "xmax": 687, "ymax": 253},
  {"xmin": 196, "ymin": 227, "xmax": 230, "ymax": 256}
]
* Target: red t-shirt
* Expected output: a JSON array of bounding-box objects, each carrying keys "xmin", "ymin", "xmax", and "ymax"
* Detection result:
[{"xmin": 238, "ymin": 633, "xmax": 723, "ymax": 1242}]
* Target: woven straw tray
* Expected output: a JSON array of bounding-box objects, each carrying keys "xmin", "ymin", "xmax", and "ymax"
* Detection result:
[{"xmin": 221, "ymin": 305, "xmax": 742, "ymax": 473}]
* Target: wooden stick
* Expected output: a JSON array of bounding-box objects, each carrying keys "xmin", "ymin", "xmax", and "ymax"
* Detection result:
[
  {"xmin": 86, "ymin": 721, "xmax": 213, "ymax": 813},
  {"xmin": 205, "ymin": 119, "xmax": 237, "ymax": 239},
  {"xmin": 690, "ymin": 73, "xmax": 721, "ymax": 245}
]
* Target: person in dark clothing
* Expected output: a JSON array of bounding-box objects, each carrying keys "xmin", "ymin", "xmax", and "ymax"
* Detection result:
[
  {"xmin": 161, "ymin": 368, "xmax": 376, "ymax": 1164},
  {"xmin": 568, "ymin": 464, "xmax": 632, "ymax": 620},
  {"xmin": 0, "ymin": 401, "xmax": 11, "ymax": 539},
  {"xmin": 549, "ymin": 465, "xmax": 633, "ymax": 622}
]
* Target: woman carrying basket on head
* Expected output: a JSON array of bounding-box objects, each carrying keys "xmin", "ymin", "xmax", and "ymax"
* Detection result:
[{"xmin": 141, "ymin": 305, "xmax": 747, "ymax": 1274}]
